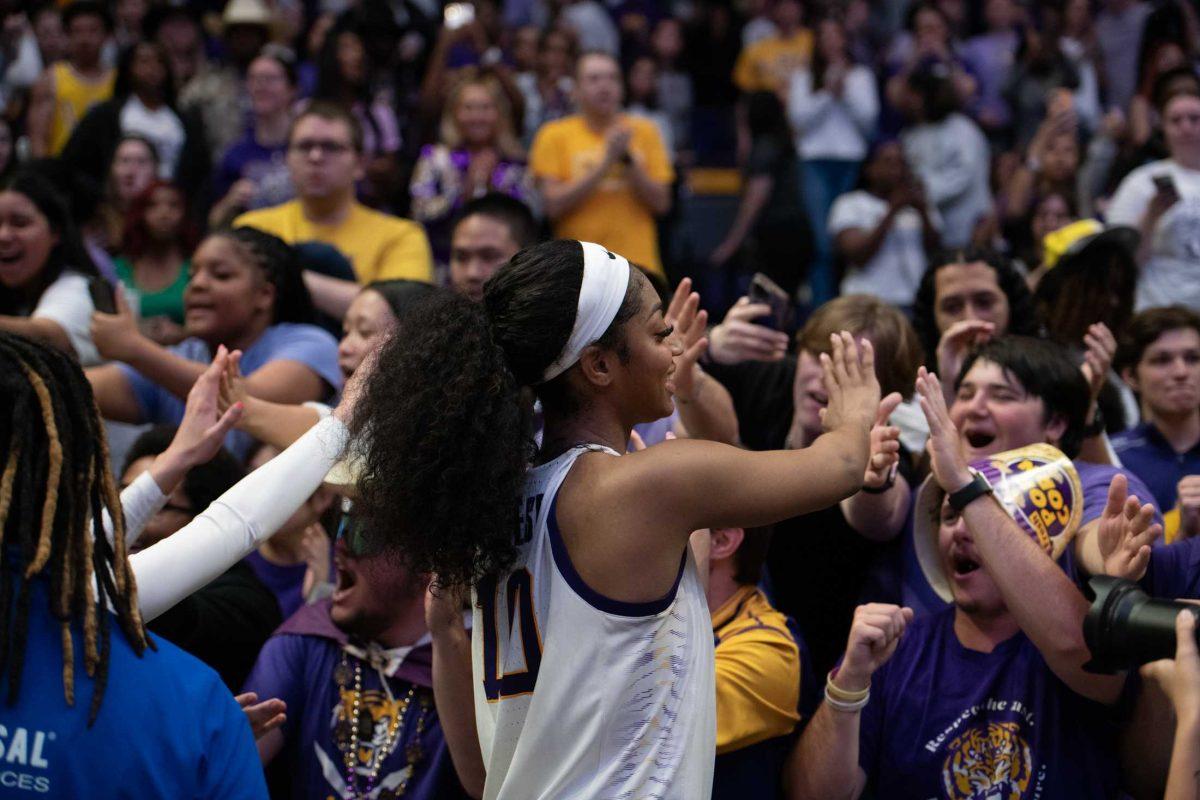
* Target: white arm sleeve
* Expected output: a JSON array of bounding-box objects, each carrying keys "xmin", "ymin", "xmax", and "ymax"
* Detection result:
[
  {"xmin": 130, "ymin": 415, "xmax": 349, "ymax": 622},
  {"xmin": 104, "ymin": 471, "xmax": 168, "ymax": 549}
]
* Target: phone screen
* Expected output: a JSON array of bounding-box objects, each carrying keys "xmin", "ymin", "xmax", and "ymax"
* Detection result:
[
  {"xmin": 88, "ymin": 278, "xmax": 117, "ymax": 314},
  {"xmin": 747, "ymin": 273, "xmax": 792, "ymax": 331}
]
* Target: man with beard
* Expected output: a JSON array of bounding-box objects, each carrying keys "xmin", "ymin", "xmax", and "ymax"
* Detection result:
[
  {"xmin": 785, "ymin": 365, "xmax": 1152, "ymax": 800},
  {"xmin": 242, "ymin": 524, "xmax": 481, "ymax": 800}
]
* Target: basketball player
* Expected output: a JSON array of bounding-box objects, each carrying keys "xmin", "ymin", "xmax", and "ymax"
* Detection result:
[{"xmin": 347, "ymin": 240, "xmax": 882, "ymax": 799}]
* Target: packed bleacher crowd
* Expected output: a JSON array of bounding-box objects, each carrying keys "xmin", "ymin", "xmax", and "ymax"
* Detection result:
[{"xmin": 5, "ymin": 0, "xmax": 1200, "ymax": 798}]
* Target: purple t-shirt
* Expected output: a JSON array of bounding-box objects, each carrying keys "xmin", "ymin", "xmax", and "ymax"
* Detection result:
[
  {"xmin": 1143, "ymin": 536, "xmax": 1200, "ymax": 599},
  {"xmin": 901, "ymin": 461, "xmax": 1163, "ymax": 616},
  {"xmin": 858, "ymin": 607, "xmax": 1122, "ymax": 799},
  {"xmin": 244, "ymin": 551, "xmax": 308, "ymax": 620},
  {"xmin": 119, "ymin": 323, "xmax": 341, "ymax": 460},
  {"xmin": 242, "ymin": 604, "xmax": 469, "ymax": 800},
  {"xmin": 214, "ymin": 130, "xmax": 294, "ymax": 210}
]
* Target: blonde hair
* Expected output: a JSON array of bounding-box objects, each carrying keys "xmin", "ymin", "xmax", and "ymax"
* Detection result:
[{"xmin": 440, "ymin": 70, "xmax": 522, "ymax": 158}]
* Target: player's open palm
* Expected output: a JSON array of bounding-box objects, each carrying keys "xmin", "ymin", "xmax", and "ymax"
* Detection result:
[{"xmin": 820, "ymin": 332, "xmax": 879, "ymax": 434}]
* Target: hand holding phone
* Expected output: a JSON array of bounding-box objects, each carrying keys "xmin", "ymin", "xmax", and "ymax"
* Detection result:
[
  {"xmin": 88, "ymin": 277, "xmax": 117, "ymax": 314},
  {"xmin": 747, "ymin": 272, "xmax": 793, "ymax": 332}
]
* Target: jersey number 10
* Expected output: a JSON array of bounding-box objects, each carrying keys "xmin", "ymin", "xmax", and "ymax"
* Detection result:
[{"xmin": 479, "ymin": 568, "xmax": 543, "ymax": 701}]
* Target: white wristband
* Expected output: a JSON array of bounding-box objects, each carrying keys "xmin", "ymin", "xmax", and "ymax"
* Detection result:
[{"xmin": 824, "ymin": 685, "xmax": 870, "ymax": 713}]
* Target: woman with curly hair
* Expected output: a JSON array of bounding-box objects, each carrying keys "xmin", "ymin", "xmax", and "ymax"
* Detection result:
[
  {"xmin": 346, "ymin": 239, "xmax": 881, "ymax": 798},
  {"xmin": 85, "ymin": 227, "xmax": 341, "ymax": 459}
]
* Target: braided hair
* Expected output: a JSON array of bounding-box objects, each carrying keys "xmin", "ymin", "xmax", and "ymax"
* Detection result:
[
  {"xmin": 0, "ymin": 332, "xmax": 150, "ymax": 726},
  {"xmin": 216, "ymin": 227, "xmax": 317, "ymax": 325}
]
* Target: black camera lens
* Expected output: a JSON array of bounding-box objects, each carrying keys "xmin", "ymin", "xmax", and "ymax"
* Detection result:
[{"xmin": 1083, "ymin": 576, "xmax": 1200, "ymax": 673}]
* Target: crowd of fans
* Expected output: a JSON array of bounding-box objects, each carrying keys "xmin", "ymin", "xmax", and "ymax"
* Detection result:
[{"xmin": 4, "ymin": 0, "xmax": 1200, "ymax": 798}]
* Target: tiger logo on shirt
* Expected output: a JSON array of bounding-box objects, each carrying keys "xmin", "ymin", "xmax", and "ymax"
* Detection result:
[{"xmin": 941, "ymin": 720, "xmax": 1033, "ymax": 799}]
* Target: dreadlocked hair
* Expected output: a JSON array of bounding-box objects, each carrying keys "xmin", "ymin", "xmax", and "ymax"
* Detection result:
[{"xmin": 0, "ymin": 332, "xmax": 149, "ymax": 726}]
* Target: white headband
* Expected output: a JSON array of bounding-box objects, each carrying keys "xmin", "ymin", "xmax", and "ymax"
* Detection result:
[{"xmin": 540, "ymin": 241, "xmax": 632, "ymax": 383}]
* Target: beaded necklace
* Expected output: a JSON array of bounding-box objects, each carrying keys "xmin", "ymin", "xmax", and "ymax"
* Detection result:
[{"xmin": 334, "ymin": 650, "xmax": 431, "ymax": 798}]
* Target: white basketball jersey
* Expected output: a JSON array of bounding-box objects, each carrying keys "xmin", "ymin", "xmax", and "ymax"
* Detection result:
[{"xmin": 472, "ymin": 446, "xmax": 716, "ymax": 800}]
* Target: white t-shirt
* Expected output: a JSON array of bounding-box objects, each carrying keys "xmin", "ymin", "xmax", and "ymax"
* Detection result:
[
  {"xmin": 829, "ymin": 190, "xmax": 940, "ymax": 305},
  {"xmin": 120, "ymin": 95, "xmax": 186, "ymax": 179},
  {"xmin": 32, "ymin": 271, "xmax": 100, "ymax": 366},
  {"xmin": 901, "ymin": 113, "xmax": 991, "ymax": 249},
  {"xmin": 474, "ymin": 445, "xmax": 716, "ymax": 800},
  {"xmin": 787, "ymin": 65, "xmax": 879, "ymax": 162},
  {"xmin": 1106, "ymin": 159, "xmax": 1200, "ymax": 311}
]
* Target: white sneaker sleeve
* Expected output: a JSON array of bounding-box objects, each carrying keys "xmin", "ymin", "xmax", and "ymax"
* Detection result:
[{"xmin": 130, "ymin": 415, "xmax": 350, "ymax": 622}]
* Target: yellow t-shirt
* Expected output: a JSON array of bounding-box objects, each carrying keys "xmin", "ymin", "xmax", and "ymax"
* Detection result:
[
  {"xmin": 733, "ymin": 29, "xmax": 814, "ymax": 93},
  {"xmin": 49, "ymin": 62, "xmax": 115, "ymax": 156},
  {"xmin": 529, "ymin": 114, "xmax": 673, "ymax": 275},
  {"xmin": 234, "ymin": 200, "xmax": 434, "ymax": 284},
  {"xmin": 712, "ymin": 585, "xmax": 802, "ymax": 755}
]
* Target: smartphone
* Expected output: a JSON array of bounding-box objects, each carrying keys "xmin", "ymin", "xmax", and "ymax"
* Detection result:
[
  {"xmin": 88, "ymin": 277, "xmax": 117, "ymax": 314},
  {"xmin": 443, "ymin": 2, "xmax": 475, "ymax": 30},
  {"xmin": 1153, "ymin": 173, "xmax": 1179, "ymax": 197},
  {"xmin": 747, "ymin": 272, "xmax": 792, "ymax": 331}
]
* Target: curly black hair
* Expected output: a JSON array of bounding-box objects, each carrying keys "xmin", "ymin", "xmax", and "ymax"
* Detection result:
[
  {"xmin": 348, "ymin": 240, "xmax": 638, "ymax": 590},
  {"xmin": 911, "ymin": 247, "xmax": 1041, "ymax": 364},
  {"xmin": 218, "ymin": 227, "xmax": 317, "ymax": 325}
]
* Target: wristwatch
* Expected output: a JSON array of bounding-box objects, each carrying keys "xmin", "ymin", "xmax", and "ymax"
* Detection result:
[{"xmin": 948, "ymin": 471, "xmax": 993, "ymax": 511}]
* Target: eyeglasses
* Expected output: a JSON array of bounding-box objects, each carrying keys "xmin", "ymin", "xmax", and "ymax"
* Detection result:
[
  {"xmin": 335, "ymin": 512, "xmax": 369, "ymax": 556},
  {"xmin": 289, "ymin": 139, "xmax": 353, "ymax": 157}
]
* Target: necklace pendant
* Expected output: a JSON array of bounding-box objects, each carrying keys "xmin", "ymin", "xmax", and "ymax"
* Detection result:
[{"xmin": 334, "ymin": 660, "xmax": 352, "ymax": 687}]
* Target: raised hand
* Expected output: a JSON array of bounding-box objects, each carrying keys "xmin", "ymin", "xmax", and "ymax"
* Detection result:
[
  {"xmin": 935, "ymin": 319, "xmax": 994, "ymax": 397},
  {"xmin": 1096, "ymin": 472, "xmax": 1161, "ymax": 581},
  {"xmin": 217, "ymin": 349, "xmax": 248, "ymax": 416},
  {"xmin": 914, "ymin": 367, "xmax": 972, "ymax": 493},
  {"xmin": 299, "ymin": 523, "xmax": 332, "ymax": 600},
  {"xmin": 708, "ymin": 296, "xmax": 790, "ymax": 364},
  {"xmin": 834, "ymin": 603, "xmax": 915, "ymax": 692},
  {"xmin": 819, "ymin": 332, "xmax": 880, "ymax": 435},
  {"xmin": 90, "ymin": 284, "xmax": 144, "ymax": 363},
  {"xmin": 1178, "ymin": 475, "xmax": 1200, "ymax": 539},
  {"xmin": 863, "ymin": 392, "xmax": 904, "ymax": 490},
  {"xmin": 236, "ymin": 692, "xmax": 287, "ymax": 740},
  {"xmin": 163, "ymin": 346, "xmax": 244, "ymax": 468},
  {"xmin": 1080, "ymin": 322, "xmax": 1117, "ymax": 404},
  {"xmin": 663, "ymin": 278, "xmax": 711, "ymax": 403}
]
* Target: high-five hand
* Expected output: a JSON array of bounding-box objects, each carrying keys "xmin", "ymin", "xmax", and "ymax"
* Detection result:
[
  {"xmin": 863, "ymin": 392, "xmax": 904, "ymax": 490},
  {"xmin": 819, "ymin": 332, "xmax": 880, "ymax": 434},
  {"xmin": 1096, "ymin": 473, "xmax": 1161, "ymax": 581},
  {"xmin": 915, "ymin": 367, "xmax": 972, "ymax": 492}
]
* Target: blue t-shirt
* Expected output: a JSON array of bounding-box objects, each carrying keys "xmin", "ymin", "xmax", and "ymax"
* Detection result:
[
  {"xmin": 0, "ymin": 580, "xmax": 265, "ymax": 799},
  {"xmin": 1112, "ymin": 423, "xmax": 1200, "ymax": 513},
  {"xmin": 119, "ymin": 323, "xmax": 341, "ymax": 459},
  {"xmin": 901, "ymin": 461, "xmax": 1164, "ymax": 615},
  {"xmin": 858, "ymin": 607, "xmax": 1122, "ymax": 799}
]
